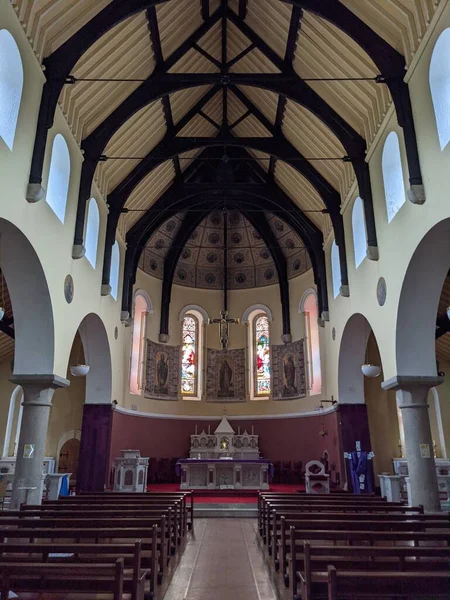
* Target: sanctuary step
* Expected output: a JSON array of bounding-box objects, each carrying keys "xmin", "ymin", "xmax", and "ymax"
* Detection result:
[{"xmin": 194, "ymin": 502, "xmax": 258, "ymax": 518}]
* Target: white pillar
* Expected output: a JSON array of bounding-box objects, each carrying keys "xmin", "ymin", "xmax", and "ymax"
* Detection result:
[
  {"xmin": 382, "ymin": 375, "xmax": 442, "ymax": 512},
  {"xmin": 10, "ymin": 375, "xmax": 69, "ymax": 508}
]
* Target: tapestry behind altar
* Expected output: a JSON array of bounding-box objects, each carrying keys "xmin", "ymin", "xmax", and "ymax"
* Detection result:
[
  {"xmin": 145, "ymin": 340, "xmax": 180, "ymax": 400},
  {"xmin": 206, "ymin": 349, "xmax": 246, "ymax": 402},
  {"xmin": 272, "ymin": 339, "xmax": 306, "ymax": 399}
]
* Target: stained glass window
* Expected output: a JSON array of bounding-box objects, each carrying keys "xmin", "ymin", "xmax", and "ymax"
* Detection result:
[
  {"xmin": 181, "ymin": 315, "xmax": 198, "ymax": 396},
  {"xmin": 255, "ymin": 314, "xmax": 270, "ymax": 396}
]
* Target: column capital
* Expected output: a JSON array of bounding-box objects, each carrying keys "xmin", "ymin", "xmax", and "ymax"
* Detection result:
[
  {"xmin": 381, "ymin": 375, "xmax": 443, "ymax": 392},
  {"xmin": 9, "ymin": 374, "xmax": 70, "ymax": 390}
]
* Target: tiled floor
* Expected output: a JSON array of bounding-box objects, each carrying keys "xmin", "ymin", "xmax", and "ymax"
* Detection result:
[{"xmin": 163, "ymin": 518, "xmax": 284, "ymax": 600}]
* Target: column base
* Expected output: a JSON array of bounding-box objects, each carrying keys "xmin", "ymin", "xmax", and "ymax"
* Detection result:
[{"xmin": 26, "ymin": 183, "xmax": 45, "ymax": 203}]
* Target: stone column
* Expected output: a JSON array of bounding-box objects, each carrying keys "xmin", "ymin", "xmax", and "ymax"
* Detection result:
[
  {"xmin": 10, "ymin": 375, "xmax": 69, "ymax": 508},
  {"xmin": 382, "ymin": 375, "xmax": 442, "ymax": 512}
]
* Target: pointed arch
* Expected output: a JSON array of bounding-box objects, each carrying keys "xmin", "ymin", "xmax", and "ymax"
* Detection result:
[
  {"xmin": 300, "ymin": 289, "xmax": 321, "ymax": 396},
  {"xmin": 130, "ymin": 291, "xmax": 151, "ymax": 395}
]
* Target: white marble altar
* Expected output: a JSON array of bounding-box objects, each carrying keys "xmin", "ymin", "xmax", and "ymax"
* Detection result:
[
  {"xmin": 178, "ymin": 459, "xmax": 271, "ymax": 490},
  {"xmin": 113, "ymin": 449, "xmax": 149, "ymax": 492},
  {"xmin": 189, "ymin": 418, "xmax": 260, "ymax": 459}
]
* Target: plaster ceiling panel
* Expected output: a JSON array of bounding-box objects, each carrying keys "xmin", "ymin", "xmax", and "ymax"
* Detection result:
[
  {"xmin": 118, "ymin": 160, "xmax": 175, "ymax": 236},
  {"xmin": 339, "ymin": 0, "xmax": 441, "ymax": 66},
  {"xmin": 282, "ymin": 100, "xmax": 355, "ymax": 199},
  {"xmin": 237, "ymin": 87, "xmax": 279, "ymax": 125},
  {"xmin": 294, "ymin": 12, "xmax": 390, "ymax": 144},
  {"xmin": 13, "ymin": 0, "xmax": 111, "ymax": 60},
  {"xmin": 156, "ymin": 0, "xmax": 204, "ymax": 61},
  {"xmin": 236, "ymin": 0, "xmax": 292, "ymax": 59},
  {"xmin": 142, "ymin": 210, "xmax": 310, "ymax": 289},
  {"xmin": 59, "ymin": 12, "xmax": 155, "ymax": 143},
  {"xmin": 96, "ymin": 100, "xmax": 166, "ymax": 194},
  {"xmin": 170, "ymin": 86, "xmax": 212, "ymax": 125}
]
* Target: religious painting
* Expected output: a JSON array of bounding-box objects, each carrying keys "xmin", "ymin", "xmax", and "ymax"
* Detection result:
[
  {"xmin": 254, "ymin": 314, "xmax": 271, "ymax": 396},
  {"xmin": 181, "ymin": 315, "xmax": 198, "ymax": 396},
  {"xmin": 272, "ymin": 340, "xmax": 306, "ymax": 400},
  {"xmin": 206, "ymin": 349, "xmax": 245, "ymax": 402},
  {"xmin": 145, "ymin": 340, "xmax": 180, "ymax": 400}
]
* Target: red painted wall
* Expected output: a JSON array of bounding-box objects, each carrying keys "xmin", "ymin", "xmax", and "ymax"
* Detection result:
[{"xmin": 110, "ymin": 409, "xmax": 342, "ymax": 477}]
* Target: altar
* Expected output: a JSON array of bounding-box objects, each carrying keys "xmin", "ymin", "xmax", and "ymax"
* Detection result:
[{"xmin": 177, "ymin": 418, "xmax": 272, "ymax": 490}]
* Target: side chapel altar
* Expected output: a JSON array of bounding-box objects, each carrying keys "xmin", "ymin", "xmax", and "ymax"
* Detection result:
[{"xmin": 176, "ymin": 418, "xmax": 273, "ymax": 490}]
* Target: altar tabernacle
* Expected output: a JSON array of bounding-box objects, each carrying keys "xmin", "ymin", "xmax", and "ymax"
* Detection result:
[{"xmin": 176, "ymin": 418, "xmax": 273, "ymax": 490}]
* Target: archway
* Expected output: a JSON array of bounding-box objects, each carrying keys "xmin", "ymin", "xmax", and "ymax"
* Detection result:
[
  {"xmin": 338, "ymin": 314, "xmax": 398, "ymax": 492},
  {"xmin": 0, "ymin": 218, "xmax": 54, "ymax": 374},
  {"xmin": 396, "ymin": 218, "xmax": 450, "ymax": 375},
  {"xmin": 68, "ymin": 313, "xmax": 113, "ymax": 492}
]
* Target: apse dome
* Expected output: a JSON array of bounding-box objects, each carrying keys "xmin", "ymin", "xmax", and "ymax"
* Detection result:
[{"xmin": 139, "ymin": 210, "xmax": 311, "ymax": 290}]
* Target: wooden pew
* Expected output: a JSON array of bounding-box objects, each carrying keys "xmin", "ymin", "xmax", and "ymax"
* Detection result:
[
  {"xmin": 0, "ymin": 514, "xmax": 179, "ymax": 559},
  {"xmin": 0, "ymin": 558, "xmax": 128, "ymax": 600},
  {"xmin": 269, "ymin": 509, "xmax": 450, "ymax": 561},
  {"xmin": 0, "ymin": 523, "xmax": 169, "ymax": 581},
  {"xmin": 45, "ymin": 491, "xmax": 195, "ymax": 531},
  {"xmin": 327, "ymin": 565, "xmax": 450, "ymax": 600},
  {"xmin": 291, "ymin": 537, "xmax": 450, "ymax": 600},
  {"xmin": 261, "ymin": 500, "xmax": 424, "ymax": 545},
  {"xmin": 280, "ymin": 527, "xmax": 450, "ymax": 587},
  {"xmin": 0, "ymin": 539, "xmax": 155, "ymax": 600},
  {"xmin": 19, "ymin": 504, "xmax": 185, "ymax": 549}
]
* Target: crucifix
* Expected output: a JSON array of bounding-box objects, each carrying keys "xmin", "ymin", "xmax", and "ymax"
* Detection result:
[{"xmin": 208, "ymin": 207, "xmax": 239, "ymax": 349}]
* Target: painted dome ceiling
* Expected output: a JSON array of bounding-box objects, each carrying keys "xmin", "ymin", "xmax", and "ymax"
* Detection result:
[{"xmin": 139, "ymin": 210, "xmax": 311, "ymax": 290}]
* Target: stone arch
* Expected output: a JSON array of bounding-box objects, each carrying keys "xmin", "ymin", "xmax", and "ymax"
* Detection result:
[
  {"xmin": 338, "ymin": 313, "xmax": 382, "ymax": 404},
  {"xmin": 396, "ymin": 218, "xmax": 450, "ymax": 376},
  {"xmin": 179, "ymin": 304, "xmax": 209, "ymax": 324},
  {"xmin": 0, "ymin": 218, "xmax": 54, "ymax": 374},
  {"xmin": 241, "ymin": 304, "xmax": 273, "ymax": 323},
  {"xmin": 72, "ymin": 313, "xmax": 112, "ymax": 404}
]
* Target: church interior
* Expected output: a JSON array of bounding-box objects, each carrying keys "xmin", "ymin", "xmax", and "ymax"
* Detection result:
[{"xmin": 0, "ymin": 0, "xmax": 450, "ymax": 598}]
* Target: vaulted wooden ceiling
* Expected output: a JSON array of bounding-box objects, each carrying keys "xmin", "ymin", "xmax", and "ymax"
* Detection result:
[{"xmin": 12, "ymin": 0, "xmax": 444, "ymax": 332}]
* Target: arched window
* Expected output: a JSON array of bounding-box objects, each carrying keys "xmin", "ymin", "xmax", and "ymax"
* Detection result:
[
  {"xmin": 254, "ymin": 314, "xmax": 271, "ymax": 397},
  {"xmin": 300, "ymin": 290, "xmax": 322, "ymax": 396},
  {"xmin": 46, "ymin": 134, "xmax": 71, "ymax": 223},
  {"xmin": 85, "ymin": 198, "xmax": 100, "ymax": 267},
  {"xmin": 382, "ymin": 131, "xmax": 406, "ymax": 223},
  {"xmin": 181, "ymin": 314, "xmax": 198, "ymax": 397},
  {"xmin": 0, "ymin": 29, "xmax": 23, "ymax": 150},
  {"xmin": 352, "ymin": 197, "xmax": 367, "ymax": 268},
  {"xmin": 110, "ymin": 241, "xmax": 120, "ymax": 300},
  {"xmin": 430, "ymin": 28, "xmax": 450, "ymax": 151},
  {"xmin": 130, "ymin": 292, "xmax": 151, "ymax": 394},
  {"xmin": 331, "ymin": 241, "xmax": 341, "ymax": 299}
]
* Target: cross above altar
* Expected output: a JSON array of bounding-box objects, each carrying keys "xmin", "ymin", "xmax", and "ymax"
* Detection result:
[{"xmin": 208, "ymin": 310, "xmax": 239, "ymax": 349}]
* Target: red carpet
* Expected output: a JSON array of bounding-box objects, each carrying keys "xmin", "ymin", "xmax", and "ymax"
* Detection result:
[{"xmin": 147, "ymin": 483, "xmax": 303, "ymax": 504}]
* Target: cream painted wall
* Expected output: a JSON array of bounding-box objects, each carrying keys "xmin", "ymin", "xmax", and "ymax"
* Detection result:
[
  {"xmin": 122, "ymin": 267, "xmax": 327, "ymax": 415},
  {"xmin": 0, "ymin": 357, "xmax": 18, "ymax": 456},
  {"xmin": 322, "ymin": 2, "xmax": 450, "ymax": 402}
]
